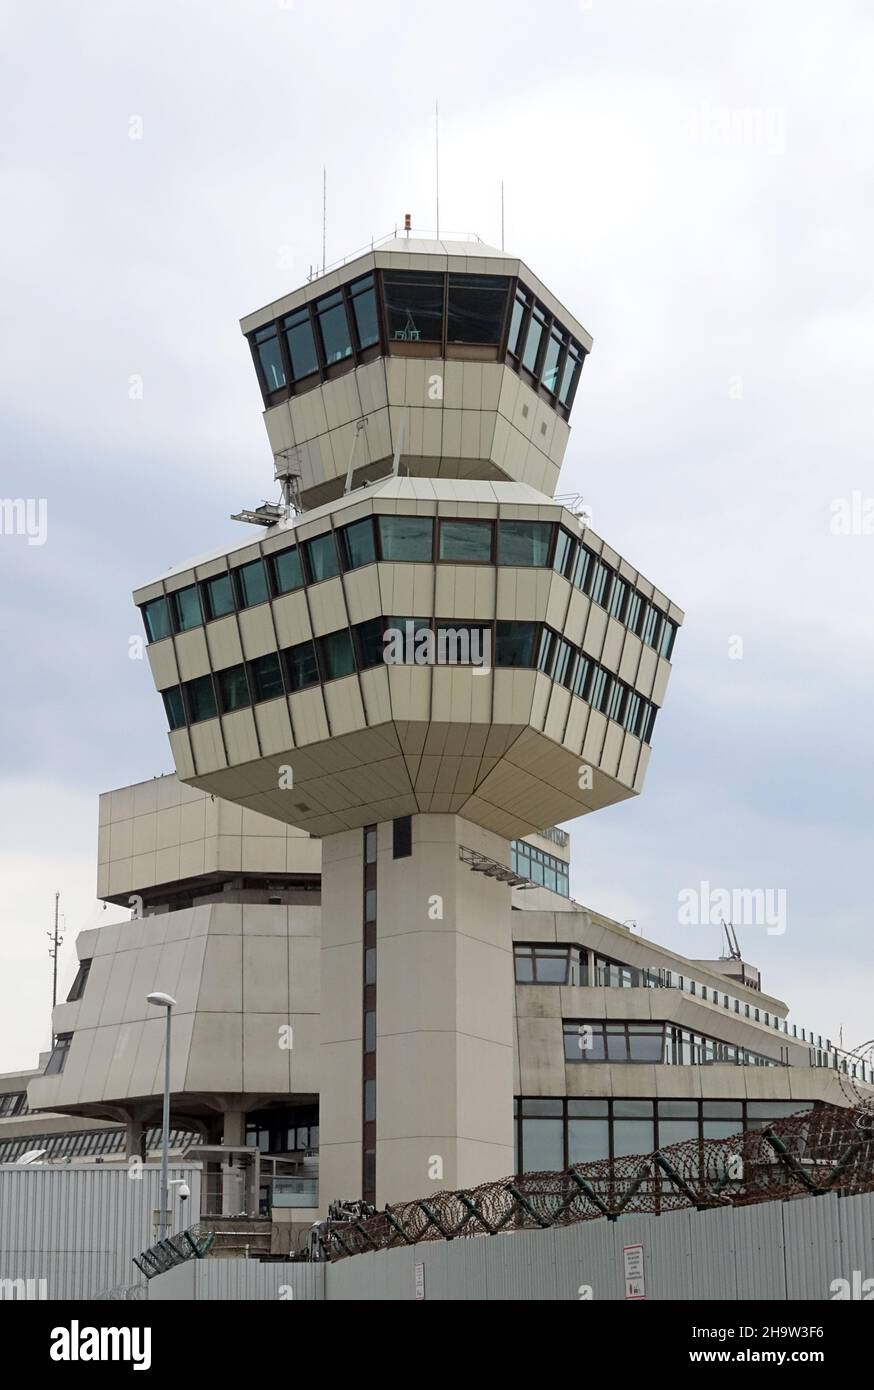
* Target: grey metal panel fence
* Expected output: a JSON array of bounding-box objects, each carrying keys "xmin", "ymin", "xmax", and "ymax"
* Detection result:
[
  {"xmin": 835, "ymin": 1190, "xmax": 874, "ymax": 1300},
  {"xmin": 0, "ymin": 1162, "xmax": 201, "ymax": 1300},
  {"xmin": 730, "ymin": 1200, "xmax": 786, "ymax": 1300},
  {"xmin": 691, "ymin": 1205, "xmax": 738, "ymax": 1301},
  {"xmin": 784, "ymin": 1192, "xmax": 843, "ymax": 1301},
  {"xmin": 144, "ymin": 1190, "xmax": 874, "ymax": 1301},
  {"xmin": 148, "ymin": 1260, "xmax": 324, "ymax": 1300}
]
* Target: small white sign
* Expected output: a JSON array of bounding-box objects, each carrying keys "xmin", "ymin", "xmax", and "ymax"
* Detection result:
[
  {"xmin": 414, "ymin": 1262, "xmax": 425, "ymax": 1301},
  {"xmin": 623, "ymin": 1243, "xmax": 645, "ymax": 1300}
]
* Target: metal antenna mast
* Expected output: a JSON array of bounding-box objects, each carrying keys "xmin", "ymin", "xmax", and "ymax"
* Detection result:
[
  {"xmin": 322, "ymin": 167, "xmax": 327, "ymax": 274},
  {"xmin": 435, "ymin": 100, "xmax": 440, "ymax": 239},
  {"xmin": 501, "ymin": 179, "xmax": 505, "ymax": 251},
  {"xmin": 47, "ymin": 891, "xmax": 63, "ymax": 1040}
]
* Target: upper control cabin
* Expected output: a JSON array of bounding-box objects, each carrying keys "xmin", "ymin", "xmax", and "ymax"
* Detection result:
[{"xmin": 241, "ymin": 237, "xmax": 593, "ymax": 510}]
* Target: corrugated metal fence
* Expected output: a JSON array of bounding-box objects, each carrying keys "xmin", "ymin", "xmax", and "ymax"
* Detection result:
[
  {"xmin": 150, "ymin": 1190, "xmax": 874, "ymax": 1301},
  {"xmin": 0, "ymin": 1162, "xmax": 201, "ymax": 1300}
]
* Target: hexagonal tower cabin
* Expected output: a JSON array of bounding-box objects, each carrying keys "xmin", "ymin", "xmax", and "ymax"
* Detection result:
[{"xmin": 130, "ymin": 234, "xmax": 684, "ymax": 1206}]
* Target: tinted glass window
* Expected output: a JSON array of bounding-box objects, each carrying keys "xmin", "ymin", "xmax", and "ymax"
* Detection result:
[
  {"xmin": 521, "ymin": 1117, "xmax": 564, "ymax": 1171},
  {"xmin": 589, "ymin": 561, "xmax": 610, "ymax": 606},
  {"xmin": 349, "ymin": 275, "xmax": 379, "ymax": 349},
  {"xmin": 608, "ymin": 576, "xmax": 627, "ymax": 621},
  {"xmin": 626, "ymin": 591, "xmax": 643, "ymax": 635},
  {"xmin": 254, "ymin": 326, "xmax": 286, "ymax": 391},
  {"xmin": 236, "ymin": 560, "xmax": 269, "ymax": 608},
  {"xmin": 250, "ymin": 652, "xmax": 284, "ymax": 702},
  {"xmin": 320, "ymin": 629, "xmax": 356, "ymax": 680},
  {"xmin": 364, "ymin": 1079, "xmax": 376, "ymax": 1123},
  {"xmin": 283, "ymin": 309, "xmax": 319, "ymax": 380},
  {"xmin": 660, "ymin": 619, "xmax": 676, "ymax": 660},
  {"xmin": 203, "ymin": 572, "xmax": 235, "ymax": 621},
  {"xmin": 521, "ymin": 307, "xmax": 546, "ymax": 374},
  {"xmin": 378, "ymin": 515, "xmax": 434, "ymax": 562},
  {"xmin": 446, "ymin": 274, "xmax": 510, "ymax": 344},
  {"xmin": 393, "ymin": 815, "xmax": 412, "ymax": 858},
  {"xmin": 553, "ymin": 529, "xmax": 573, "ymax": 578},
  {"xmin": 571, "ymin": 546, "xmax": 591, "ymax": 590},
  {"xmin": 589, "ymin": 668, "xmax": 609, "ymax": 711},
  {"xmin": 435, "ymin": 622, "xmax": 491, "ymax": 665},
  {"xmin": 439, "ymin": 518, "xmax": 493, "ymax": 562},
  {"xmin": 571, "ymin": 655, "xmax": 591, "ymax": 699},
  {"xmin": 163, "ymin": 686, "xmax": 186, "ymax": 730},
  {"xmin": 498, "ymin": 520, "xmax": 552, "ymax": 566},
  {"xmin": 495, "ymin": 620, "xmax": 537, "ymax": 667},
  {"xmin": 552, "ymin": 639, "xmax": 573, "ymax": 687},
  {"xmin": 642, "ymin": 605, "xmax": 661, "ymax": 647},
  {"xmin": 340, "ymin": 518, "xmax": 376, "ymax": 571},
  {"xmin": 508, "ymin": 291, "xmax": 527, "ymax": 355},
  {"xmin": 383, "ymin": 271, "xmax": 444, "ymax": 342},
  {"xmin": 305, "ymin": 533, "xmax": 339, "ymax": 583},
  {"xmin": 285, "ymin": 640, "xmax": 319, "ymax": 691},
  {"xmin": 542, "ymin": 329, "xmax": 564, "ymax": 393},
  {"xmin": 568, "ymin": 1119, "xmax": 610, "ymax": 1163},
  {"xmin": 624, "ymin": 692, "xmax": 641, "ymax": 734},
  {"xmin": 272, "ymin": 546, "xmax": 304, "ymax": 594},
  {"xmin": 354, "ymin": 617, "xmax": 388, "ymax": 669},
  {"xmin": 185, "ymin": 674, "xmax": 217, "ymax": 723},
  {"xmin": 143, "ymin": 597, "xmax": 172, "ymax": 643},
  {"xmin": 559, "ymin": 345, "xmax": 583, "ymax": 406},
  {"xmin": 218, "ymin": 664, "xmax": 251, "ymax": 712},
  {"xmin": 315, "ymin": 291, "xmax": 353, "ymax": 365},
  {"xmin": 171, "ymin": 586, "xmax": 202, "ymax": 633}
]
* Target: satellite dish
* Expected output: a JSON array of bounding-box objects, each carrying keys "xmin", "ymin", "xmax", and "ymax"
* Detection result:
[{"xmin": 16, "ymin": 1149, "xmax": 47, "ymax": 1165}]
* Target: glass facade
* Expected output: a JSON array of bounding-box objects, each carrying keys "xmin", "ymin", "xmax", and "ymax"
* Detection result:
[
  {"xmin": 563, "ymin": 1020, "xmax": 783, "ymax": 1068},
  {"xmin": 511, "ymin": 842, "xmax": 570, "ymax": 895},
  {"xmin": 158, "ymin": 613, "xmax": 659, "ymax": 750},
  {"xmin": 247, "ymin": 268, "xmax": 587, "ymax": 419},
  {"xmin": 140, "ymin": 517, "xmax": 678, "ymax": 680},
  {"xmin": 514, "ymin": 1098, "xmax": 816, "ymax": 1173}
]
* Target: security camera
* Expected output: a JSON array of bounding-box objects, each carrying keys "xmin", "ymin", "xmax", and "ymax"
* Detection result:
[{"xmin": 169, "ymin": 1179, "xmax": 191, "ymax": 1202}]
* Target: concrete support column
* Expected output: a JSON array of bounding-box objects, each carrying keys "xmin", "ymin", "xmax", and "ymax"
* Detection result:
[
  {"xmin": 222, "ymin": 1109, "xmax": 245, "ymax": 1146},
  {"xmin": 124, "ymin": 1117, "xmax": 144, "ymax": 1161},
  {"xmin": 222, "ymin": 1108, "xmax": 246, "ymax": 1215},
  {"xmin": 319, "ymin": 814, "xmax": 514, "ymax": 1212}
]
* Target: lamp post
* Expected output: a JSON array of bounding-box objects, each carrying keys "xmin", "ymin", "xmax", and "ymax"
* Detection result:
[{"xmin": 146, "ymin": 991, "xmax": 176, "ymax": 1240}]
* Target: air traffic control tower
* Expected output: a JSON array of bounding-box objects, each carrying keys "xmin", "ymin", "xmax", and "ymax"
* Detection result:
[{"xmin": 133, "ymin": 232, "xmax": 684, "ymax": 1207}]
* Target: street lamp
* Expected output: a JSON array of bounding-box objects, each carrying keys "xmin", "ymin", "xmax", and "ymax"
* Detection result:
[{"xmin": 146, "ymin": 991, "xmax": 176, "ymax": 1240}]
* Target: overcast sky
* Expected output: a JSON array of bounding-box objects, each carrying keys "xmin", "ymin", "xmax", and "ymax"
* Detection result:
[{"xmin": 1, "ymin": 0, "xmax": 872, "ymax": 1072}]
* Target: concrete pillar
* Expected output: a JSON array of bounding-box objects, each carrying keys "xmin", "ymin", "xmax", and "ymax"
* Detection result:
[
  {"xmin": 319, "ymin": 814, "xmax": 514, "ymax": 1211},
  {"xmin": 221, "ymin": 1108, "xmax": 246, "ymax": 1215},
  {"xmin": 124, "ymin": 1117, "xmax": 144, "ymax": 1161},
  {"xmin": 222, "ymin": 1109, "xmax": 245, "ymax": 1146}
]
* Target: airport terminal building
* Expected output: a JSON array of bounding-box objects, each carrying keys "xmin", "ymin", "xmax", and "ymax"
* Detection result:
[{"xmin": 8, "ymin": 236, "xmax": 870, "ymax": 1247}]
